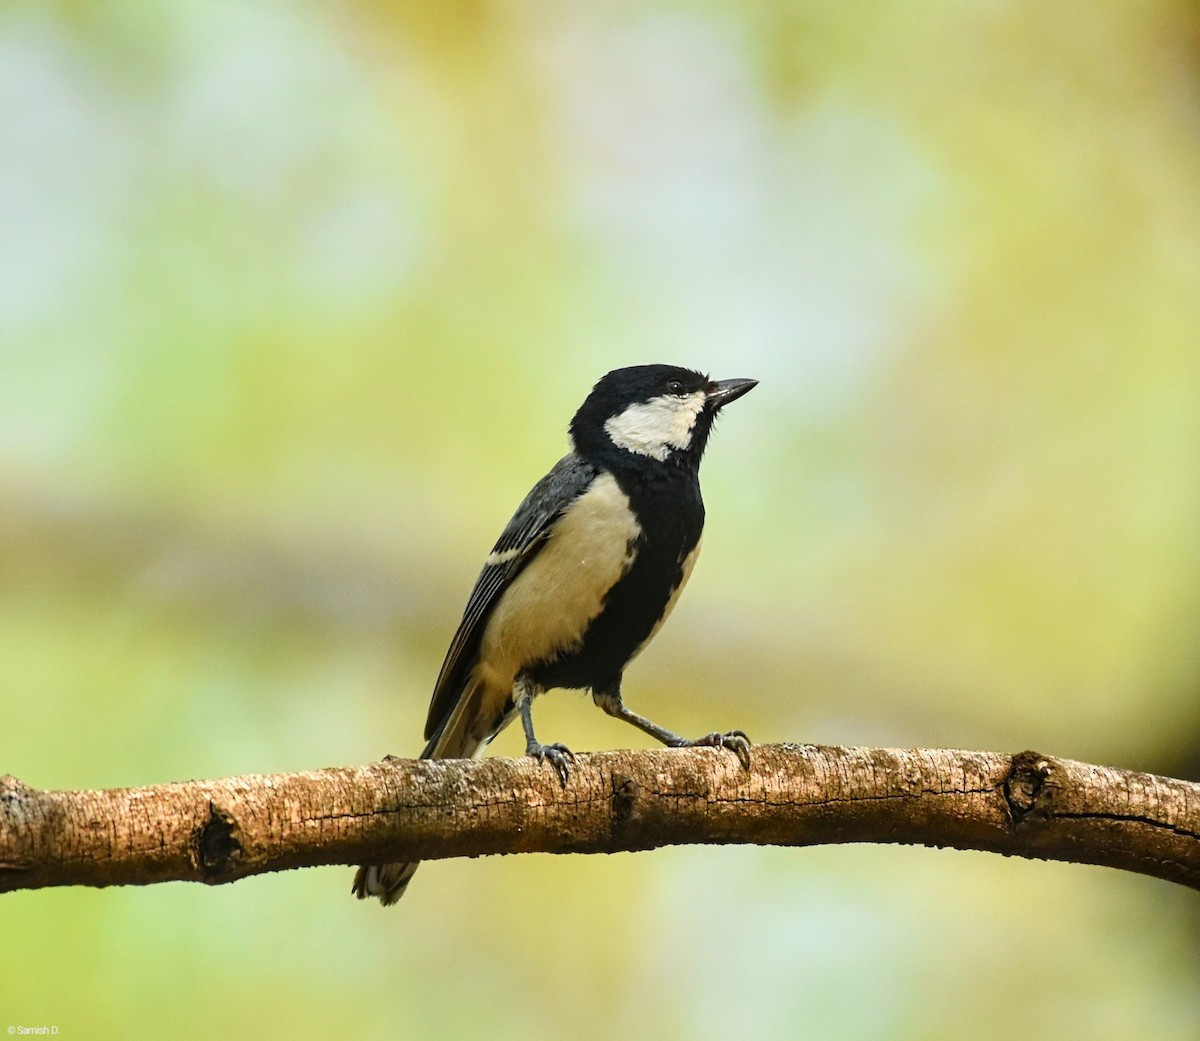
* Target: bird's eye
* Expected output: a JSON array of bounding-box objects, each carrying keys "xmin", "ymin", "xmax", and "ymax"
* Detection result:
[{"xmin": 666, "ymin": 379, "xmax": 685, "ymax": 395}]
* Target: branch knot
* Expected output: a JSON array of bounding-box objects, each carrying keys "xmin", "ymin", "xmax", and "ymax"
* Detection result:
[
  {"xmin": 1004, "ymin": 750, "xmax": 1054, "ymax": 825},
  {"xmin": 196, "ymin": 804, "xmax": 242, "ymax": 881}
]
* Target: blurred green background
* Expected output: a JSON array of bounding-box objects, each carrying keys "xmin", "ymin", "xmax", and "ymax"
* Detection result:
[{"xmin": 3, "ymin": 1, "xmax": 1200, "ymax": 1037}]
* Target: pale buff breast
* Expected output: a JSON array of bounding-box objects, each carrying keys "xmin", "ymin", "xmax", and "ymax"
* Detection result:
[{"xmin": 475, "ymin": 471, "xmax": 640, "ymax": 692}]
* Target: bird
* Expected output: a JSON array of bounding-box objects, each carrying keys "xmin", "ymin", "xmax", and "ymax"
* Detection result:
[{"xmin": 353, "ymin": 363, "xmax": 757, "ymax": 905}]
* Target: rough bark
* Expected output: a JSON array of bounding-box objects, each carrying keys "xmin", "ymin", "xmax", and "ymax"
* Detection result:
[{"xmin": 3, "ymin": 744, "xmax": 1199, "ymax": 894}]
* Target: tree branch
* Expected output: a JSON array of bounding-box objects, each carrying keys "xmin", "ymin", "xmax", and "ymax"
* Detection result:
[{"xmin": 4, "ymin": 744, "xmax": 1200, "ymax": 894}]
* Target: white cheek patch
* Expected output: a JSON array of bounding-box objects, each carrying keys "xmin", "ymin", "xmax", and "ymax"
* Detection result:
[{"xmin": 603, "ymin": 391, "xmax": 706, "ymax": 461}]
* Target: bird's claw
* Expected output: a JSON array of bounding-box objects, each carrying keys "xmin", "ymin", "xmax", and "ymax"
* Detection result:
[
  {"xmin": 683, "ymin": 730, "xmax": 752, "ymax": 770},
  {"xmin": 529, "ymin": 742, "xmax": 575, "ymax": 786}
]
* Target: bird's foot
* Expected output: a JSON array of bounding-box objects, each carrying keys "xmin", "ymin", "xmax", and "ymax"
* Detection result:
[
  {"xmin": 674, "ymin": 730, "xmax": 751, "ymax": 770},
  {"xmin": 527, "ymin": 742, "xmax": 575, "ymax": 786}
]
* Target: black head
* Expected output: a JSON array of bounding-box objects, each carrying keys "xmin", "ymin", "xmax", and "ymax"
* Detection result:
[{"xmin": 569, "ymin": 364, "xmax": 757, "ymax": 467}]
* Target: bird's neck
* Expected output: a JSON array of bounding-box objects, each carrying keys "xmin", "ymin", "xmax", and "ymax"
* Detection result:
[
  {"xmin": 572, "ymin": 434, "xmax": 705, "ymax": 476},
  {"xmin": 594, "ymin": 449, "xmax": 705, "ymax": 538}
]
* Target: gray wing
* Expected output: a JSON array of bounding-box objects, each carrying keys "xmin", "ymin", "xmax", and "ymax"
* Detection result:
[{"xmin": 423, "ymin": 452, "xmax": 598, "ymax": 741}]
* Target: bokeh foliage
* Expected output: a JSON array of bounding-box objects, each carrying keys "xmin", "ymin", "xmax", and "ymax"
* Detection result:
[{"xmin": 2, "ymin": 2, "xmax": 1199, "ymax": 1038}]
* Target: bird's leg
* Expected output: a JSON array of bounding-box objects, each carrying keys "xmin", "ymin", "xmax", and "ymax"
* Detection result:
[
  {"xmin": 592, "ymin": 684, "xmax": 751, "ymax": 769},
  {"xmin": 516, "ymin": 676, "xmax": 575, "ymax": 785}
]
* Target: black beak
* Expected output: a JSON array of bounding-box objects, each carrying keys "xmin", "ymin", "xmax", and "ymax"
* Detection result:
[{"xmin": 706, "ymin": 377, "xmax": 758, "ymax": 411}]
